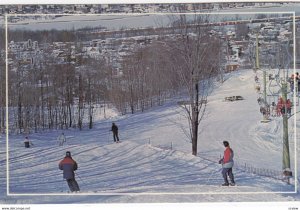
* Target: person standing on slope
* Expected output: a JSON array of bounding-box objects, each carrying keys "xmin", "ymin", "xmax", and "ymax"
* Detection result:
[
  {"xmin": 219, "ymin": 141, "xmax": 235, "ymax": 186},
  {"xmin": 59, "ymin": 151, "xmax": 80, "ymax": 192},
  {"xmin": 110, "ymin": 122, "xmax": 120, "ymax": 143},
  {"xmin": 24, "ymin": 136, "xmax": 33, "ymax": 148},
  {"xmin": 57, "ymin": 132, "xmax": 66, "ymax": 146}
]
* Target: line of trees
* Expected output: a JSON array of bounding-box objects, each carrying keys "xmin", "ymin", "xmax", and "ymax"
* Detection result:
[
  {"xmin": 111, "ymin": 41, "xmax": 179, "ymax": 114},
  {"xmin": 8, "ymin": 29, "xmax": 78, "ymax": 44},
  {"xmin": 5, "ymin": 14, "xmax": 224, "ymax": 156},
  {"xmin": 7, "ymin": 50, "xmax": 110, "ymax": 133},
  {"xmin": 5, "ymin": 38, "xmax": 178, "ymax": 133},
  {"xmin": 6, "ymin": 42, "xmax": 181, "ymax": 133}
]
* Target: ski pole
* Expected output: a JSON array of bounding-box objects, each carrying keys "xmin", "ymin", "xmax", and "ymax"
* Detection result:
[
  {"xmin": 75, "ymin": 171, "xmax": 86, "ymax": 185},
  {"xmin": 62, "ymin": 177, "xmax": 66, "ymax": 192},
  {"xmin": 107, "ymin": 130, "xmax": 110, "ymax": 143},
  {"xmin": 107, "ymin": 120, "xmax": 110, "ymax": 144},
  {"xmin": 74, "ymin": 172, "xmax": 85, "ymax": 191}
]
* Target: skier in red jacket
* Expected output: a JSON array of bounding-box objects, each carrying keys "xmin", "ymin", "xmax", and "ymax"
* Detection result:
[
  {"xmin": 219, "ymin": 141, "xmax": 235, "ymax": 186},
  {"xmin": 59, "ymin": 151, "xmax": 80, "ymax": 192}
]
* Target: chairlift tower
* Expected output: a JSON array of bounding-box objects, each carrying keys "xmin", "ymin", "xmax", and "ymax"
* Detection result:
[
  {"xmin": 280, "ymin": 41, "xmax": 293, "ymax": 181},
  {"xmin": 281, "ymin": 81, "xmax": 292, "ymax": 181}
]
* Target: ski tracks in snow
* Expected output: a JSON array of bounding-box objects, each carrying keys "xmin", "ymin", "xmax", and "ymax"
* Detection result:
[{"xmin": 6, "ymin": 140, "xmax": 295, "ymax": 197}]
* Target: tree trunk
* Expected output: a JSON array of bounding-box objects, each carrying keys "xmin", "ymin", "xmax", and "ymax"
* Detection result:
[
  {"xmin": 1, "ymin": 107, "xmax": 4, "ymax": 132},
  {"xmin": 191, "ymin": 82, "xmax": 199, "ymax": 156},
  {"xmin": 78, "ymin": 74, "xmax": 83, "ymax": 130},
  {"xmin": 89, "ymin": 114, "xmax": 93, "ymax": 129},
  {"xmin": 68, "ymin": 103, "xmax": 72, "ymax": 128},
  {"xmin": 17, "ymin": 94, "xmax": 22, "ymax": 133}
]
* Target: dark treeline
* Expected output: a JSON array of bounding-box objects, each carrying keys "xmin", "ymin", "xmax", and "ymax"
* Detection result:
[
  {"xmin": 8, "ymin": 27, "xmax": 160, "ymax": 43},
  {"xmin": 8, "ymin": 27, "xmax": 166, "ymax": 43},
  {"xmin": 7, "ymin": 52, "xmax": 110, "ymax": 133},
  {"xmin": 8, "ymin": 29, "xmax": 78, "ymax": 43}
]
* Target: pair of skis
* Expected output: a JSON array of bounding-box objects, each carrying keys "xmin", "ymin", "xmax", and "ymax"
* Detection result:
[{"xmin": 221, "ymin": 183, "xmax": 236, "ymax": 186}]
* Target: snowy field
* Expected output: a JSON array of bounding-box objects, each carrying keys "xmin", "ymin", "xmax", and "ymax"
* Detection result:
[{"xmin": 0, "ymin": 69, "xmax": 299, "ymax": 204}]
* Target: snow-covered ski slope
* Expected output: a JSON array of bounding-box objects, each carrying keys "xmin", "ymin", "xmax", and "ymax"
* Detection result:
[{"xmin": 0, "ymin": 69, "xmax": 299, "ymax": 203}]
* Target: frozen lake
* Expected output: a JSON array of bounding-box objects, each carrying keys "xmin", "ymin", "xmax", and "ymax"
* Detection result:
[{"xmin": 1, "ymin": 4, "xmax": 299, "ymax": 31}]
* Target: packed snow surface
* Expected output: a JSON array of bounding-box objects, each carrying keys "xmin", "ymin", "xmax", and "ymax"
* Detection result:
[{"xmin": 0, "ymin": 69, "xmax": 299, "ymax": 203}]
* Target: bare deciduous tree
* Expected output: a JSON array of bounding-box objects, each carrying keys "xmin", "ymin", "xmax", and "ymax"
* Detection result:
[{"xmin": 164, "ymin": 14, "xmax": 222, "ymax": 156}]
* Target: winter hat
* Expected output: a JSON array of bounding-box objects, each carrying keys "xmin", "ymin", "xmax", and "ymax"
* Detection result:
[
  {"xmin": 223, "ymin": 141, "xmax": 229, "ymax": 147},
  {"xmin": 66, "ymin": 151, "xmax": 71, "ymax": 157}
]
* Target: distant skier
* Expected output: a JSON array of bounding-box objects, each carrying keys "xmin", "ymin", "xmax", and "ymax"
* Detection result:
[
  {"xmin": 219, "ymin": 141, "xmax": 235, "ymax": 186},
  {"xmin": 110, "ymin": 122, "xmax": 120, "ymax": 143},
  {"xmin": 296, "ymin": 72, "xmax": 300, "ymax": 94},
  {"xmin": 57, "ymin": 132, "xmax": 66, "ymax": 146},
  {"xmin": 24, "ymin": 136, "xmax": 33, "ymax": 148},
  {"xmin": 288, "ymin": 74, "xmax": 294, "ymax": 93},
  {"xmin": 271, "ymin": 101, "xmax": 276, "ymax": 117},
  {"xmin": 59, "ymin": 151, "xmax": 80, "ymax": 192},
  {"xmin": 277, "ymin": 97, "xmax": 284, "ymax": 116}
]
